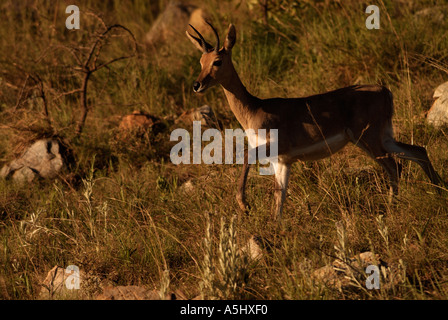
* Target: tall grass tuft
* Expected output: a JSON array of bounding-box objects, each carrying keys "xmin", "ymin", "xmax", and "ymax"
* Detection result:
[{"xmin": 200, "ymin": 215, "xmax": 250, "ymax": 299}]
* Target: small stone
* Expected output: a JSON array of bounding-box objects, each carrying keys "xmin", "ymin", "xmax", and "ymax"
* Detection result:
[
  {"xmin": 179, "ymin": 179, "xmax": 194, "ymax": 193},
  {"xmin": 240, "ymin": 236, "xmax": 263, "ymax": 261}
]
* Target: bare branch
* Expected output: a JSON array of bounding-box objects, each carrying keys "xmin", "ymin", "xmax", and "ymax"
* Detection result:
[{"xmin": 73, "ymin": 22, "xmax": 138, "ymax": 139}]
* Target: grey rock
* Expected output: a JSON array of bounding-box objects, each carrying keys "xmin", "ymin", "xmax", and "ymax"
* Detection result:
[{"xmin": 1, "ymin": 139, "xmax": 65, "ymax": 183}]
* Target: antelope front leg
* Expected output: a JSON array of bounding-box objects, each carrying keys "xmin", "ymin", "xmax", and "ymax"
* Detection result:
[
  {"xmin": 236, "ymin": 147, "xmax": 251, "ymax": 212},
  {"xmin": 236, "ymin": 148, "xmax": 250, "ymax": 213},
  {"xmin": 236, "ymin": 161, "xmax": 250, "ymax": 212},
  {"xmin": 273, "ymin": 162, "xmax": 291, "ymax": 221}
]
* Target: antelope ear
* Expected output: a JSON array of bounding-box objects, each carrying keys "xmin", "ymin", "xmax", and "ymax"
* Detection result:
[
  {"xmin": 186, "ymin": 31, "xmax": 205, "ymax": 52},
  {"xmin": 224, "ymin": 24, "xmax": 236, "ymax": 51}
]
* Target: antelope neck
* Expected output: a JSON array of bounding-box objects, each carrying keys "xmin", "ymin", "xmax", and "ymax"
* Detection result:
[{"xmin": 219, "ymin": 61, "xmax": 259, "ymax": 130}]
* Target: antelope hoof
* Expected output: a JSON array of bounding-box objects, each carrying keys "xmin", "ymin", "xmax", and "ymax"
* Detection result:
[
  {"xmin": 239, "ymin": 202, "xmax": 251, "ymax": 214},
  {"xmin": 237, "ymin": 196, "xmax": 251, "ymax": 214}
]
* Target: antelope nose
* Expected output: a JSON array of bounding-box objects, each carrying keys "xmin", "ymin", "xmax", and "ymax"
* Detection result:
[{"xmin": 193, "ymin": 81, "xmax": 201, "ymax": 92}]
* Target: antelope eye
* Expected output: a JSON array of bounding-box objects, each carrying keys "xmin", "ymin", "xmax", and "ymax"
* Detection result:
[{"xmin": 213, "ymin": 60, "xmax": 222, "ymax": 67}]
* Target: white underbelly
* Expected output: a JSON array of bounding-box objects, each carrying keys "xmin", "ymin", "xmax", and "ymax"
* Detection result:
[
  {"xmin": 288, "ymin": 133, "xmax": 348, "ymax": 161},
  {"xmin": 246, "ymin": 130, "xmax": 278, "ymax": 174},
  {"xmin": 245, "ymin": 130, "xmax": 348, "ymax": 163},
  {"xmin": 246, "ymin": 129, "xmax": 280, "ymax": 156}
]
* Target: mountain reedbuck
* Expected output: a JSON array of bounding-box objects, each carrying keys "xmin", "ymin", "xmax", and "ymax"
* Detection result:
[{"xmin": 186, "ymin": 22, "xmax": 444, "ymax": 221}]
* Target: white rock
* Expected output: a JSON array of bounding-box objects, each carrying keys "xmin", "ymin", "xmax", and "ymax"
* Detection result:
[
  {"xmin": 240, "ymin": 236, "xmax": 263, "ymax": 261},
  {"xmin": 428, "ymin": 82, "xmax": 448, "ymax": 128},
  {"xmin": 0, "ymin": 139, "xmax": 65, "ymax": 183},
  {"xmin": 433, "ymin": 81, "xmax": 448, "ymax": 99}
]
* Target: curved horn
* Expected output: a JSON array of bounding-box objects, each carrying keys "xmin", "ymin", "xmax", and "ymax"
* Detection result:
[
  {"xmin": 205, "ymin": 21, "xmax": 220, "ymax": 52},
  {"xmin": 189, "ymin": 24, "xmax": 209, "ymax": 53}
]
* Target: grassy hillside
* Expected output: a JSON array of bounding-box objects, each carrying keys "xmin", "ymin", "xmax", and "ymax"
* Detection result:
[{"xmin": 1, "ymin": 0, "xmax": 448, "ymax": 300}]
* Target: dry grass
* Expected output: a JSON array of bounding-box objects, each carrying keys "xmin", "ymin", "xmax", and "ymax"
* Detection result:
[{"xmin": 1, "ymin": 0, "xmax": 448, "ymax": 300}]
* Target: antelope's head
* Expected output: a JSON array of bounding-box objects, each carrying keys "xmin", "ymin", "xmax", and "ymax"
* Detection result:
[{"xmin": 186, "ymin": 22, "xmax": 236, "ymax": 93}]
